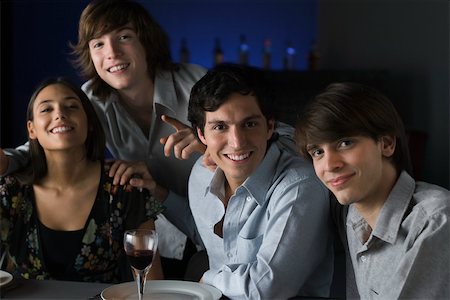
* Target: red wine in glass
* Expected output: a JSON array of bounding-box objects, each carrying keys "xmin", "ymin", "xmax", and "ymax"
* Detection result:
[
  {"xmin": 124, "ymin": 229, "xmax": 158, "ymax": 300},
  {"xmin": 126, "ymin": 249, "xmax": 154, "ymax": 270}
]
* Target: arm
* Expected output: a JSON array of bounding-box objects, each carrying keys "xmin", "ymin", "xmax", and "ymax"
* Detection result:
[
  {"xmin": 107, "ymin": 160, "xmax": 169, "ymax": 202},
  {"xmin": 163, "ymin": 190, "xmax": 204, "ymax": 248},
  {"xmin": 1, "ymin": 143, "xmax": 30, "ymax": 175},
  {"xmin": 0, "ymin": 175, "xmax": 24, "ymax": 271},
  {"xmin": 383, "ymin": 211, "xmax": 449, "ymax": 299},
  {"xmin": 120, "ymin": 181, "xmax": 165, "ymax": 280},
  {"xmin": 106, "ymin": 159, "xmax": 202, "ymax": 245},
  {"xmin": 274, "ymin": 121, "xmax": 298, "ymax": 155},
  {"xmin": 202, "ymin": 176, "xmax": 333, "ymax": 299}
]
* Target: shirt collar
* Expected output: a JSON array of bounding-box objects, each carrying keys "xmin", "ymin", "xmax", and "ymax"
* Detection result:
[
  {"xmin": 347, "ymin": 171, "xmax": 415, "ymax": 244},
  {"xmin": 372, "ymin": 171, "xmax": 415, "ymax": 243},
  {"xmin": 153, "ymin": 69, "xmax": 178, "ymax": 117}
]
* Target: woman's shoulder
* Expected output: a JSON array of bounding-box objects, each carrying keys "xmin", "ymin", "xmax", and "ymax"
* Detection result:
[
  {"xmin": 0, "ymin": 175, "xmax": 26, "ymax": 195},
  {"xmin": 0, "ymin": 175, "xmax": 33, "ymax": 220}
]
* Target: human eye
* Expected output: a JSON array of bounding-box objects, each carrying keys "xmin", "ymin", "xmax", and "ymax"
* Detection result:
[
  {"xmin": 39, "ymin": 105, "xmax": 52, "ymax": 113},
  {"xmin": 65, "ymin": 99, "xmax": 81, "ymax": 109},
  {"xmin": 337, "ymin": 138, "xmax": 354, "ymax": 149},
  {"xmin": 245, "ymin": 120, "xmax": 257, "ymax": 128},
  {"xmin": 68, "ymin": 103, "xmax": 80, "ymax": 110},
  {"xmin": 118, "ymin": 29, "xmax": 135, "ymax": 41},
  {"xmin": 89, "ymin": 40, "xmax": 103, "ymax": 49},
  {"xmin": 309, "ymin": 148, "xmax": 324, "ymax": 159},
  {"xmin": 306, "ymin": 144, "xmax": 324, "ymax": 159},
  {"xmin": 119, "ymin": 34, "xmax": 130, "ymax": 41},
  {"xmin": 212, "ymin": 123, "xmax": 226, "ymax": 131}
]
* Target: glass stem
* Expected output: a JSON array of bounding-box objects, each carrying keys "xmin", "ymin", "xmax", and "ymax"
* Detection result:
[{"xmin": 135, "ymin": 269, "xmax": 147, "ymax": 300}]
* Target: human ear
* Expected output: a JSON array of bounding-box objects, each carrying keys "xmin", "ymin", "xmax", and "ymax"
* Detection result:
[
  {"xmin": 266, "ymin": 119, "xmax": 275, "ymax": 140},
  {"xmin": 197, "ymin": 127, "xmax": 207, "ymax": 145},
  {"xmin": 27, "ymin": 121, "xmax": 37, "ymax": 139},
  {"xmin": 381, "ymin": 135, "xmax": 396, "ymax": 158}
]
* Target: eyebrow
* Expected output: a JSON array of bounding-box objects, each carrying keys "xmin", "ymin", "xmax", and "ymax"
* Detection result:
[
  {"xmin": 90, "ymin": 26, "xmax": 135, "ymax": 41},
  {"xmin": 115, "ymin": 26, "xmax": 135, "ymax": 33},
  {"xmin": 36, "ymin": 96, "xmax": 80, "ymax": 105},
  {"xmin": 206, "ymin": 114, "xmax": 263, "ymax": 125},
  {"xmin": 306, "ymin": 144, "xmax": 319, "ymax": 152}
]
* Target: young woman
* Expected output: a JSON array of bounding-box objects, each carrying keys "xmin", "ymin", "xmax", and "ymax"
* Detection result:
[{"xmin": 0, "ymin": 78, "xmax": 163, "ymax": 283}]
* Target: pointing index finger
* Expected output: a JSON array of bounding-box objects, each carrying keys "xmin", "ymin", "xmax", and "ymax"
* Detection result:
[{"xmin": 161, "ymin": 114, "xmax": 188, "ymax": 131}]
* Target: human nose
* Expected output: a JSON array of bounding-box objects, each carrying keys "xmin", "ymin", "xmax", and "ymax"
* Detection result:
[
  {"xmin": 322, "ymin": 150, "xmax": 343, "ymax": 172},
  {"xmin": 54, "ymin": 105, "xmax": 67, "ymax": 120},
  {"xmin": 228, "ymin": 127, "xmax": 246, "ymax": 148},
  {"xmin": 105, "ymin": 39, "xmax": 122, "ymax": 59}
]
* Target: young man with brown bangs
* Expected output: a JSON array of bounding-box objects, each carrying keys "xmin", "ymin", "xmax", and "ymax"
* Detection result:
[{"xmin": 296, "ymin": 82, "xmax": 449, "ymax": 299}]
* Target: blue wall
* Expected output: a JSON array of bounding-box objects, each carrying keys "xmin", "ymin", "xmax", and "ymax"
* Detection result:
[{"xmin": 139, "ymin": 0, "xmax": 317, "ymax": 70}]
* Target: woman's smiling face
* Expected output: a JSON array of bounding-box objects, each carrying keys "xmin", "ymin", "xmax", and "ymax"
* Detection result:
[{"xmin": 27, "ymin": 83, "xmax": 88, "ymax": 153}]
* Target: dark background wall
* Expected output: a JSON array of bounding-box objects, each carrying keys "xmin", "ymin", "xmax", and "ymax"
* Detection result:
[
  {"xmin": 317, "ymin": 0, "xmax": 449, "ymax": 188},
  {"xmin": 1, "ymin": 0, "xmax": 448, "ymax": 188}
]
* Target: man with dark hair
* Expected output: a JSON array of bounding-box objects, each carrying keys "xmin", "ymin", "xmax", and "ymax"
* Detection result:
[
  {"xmin": 296, "ymin": 82, "xmax": 449, "ymax": 299},
  {"xmin": 184, "ymin": 64, "xmax": 334, "ymax": 299}
]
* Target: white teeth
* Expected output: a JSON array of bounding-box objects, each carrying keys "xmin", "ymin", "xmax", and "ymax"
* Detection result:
[
  {"xmin": 109, "ymin": 64, "xmax": 128, "ymax": 73},
  {"xmin": 227, "ymin": 153, "xmax": 250, "ymax": 161},
  {"xmin": 51, "ymin": 126, "xmax": 72, "ymax": 133}
]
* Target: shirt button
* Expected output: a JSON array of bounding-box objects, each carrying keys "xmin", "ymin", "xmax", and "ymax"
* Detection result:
[
  {"xmin": 361, "ymin": 255, "xmax": 367, "ymax": 262},
  {"xmin": 227, "ymin": 252, "xmax": 233, "ymax": 259},
  {"xmin": 246, "ymin": 196, "xmax": 252, "ymax": 202}
]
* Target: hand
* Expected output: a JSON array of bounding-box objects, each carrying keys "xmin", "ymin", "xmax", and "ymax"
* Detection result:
[
  {"xmin": 108, "ymin": 159, "xmax": 155, "ymax": 188},
  {"xmin": 202, "ymin": 148, "xmax": 217, "ymax": 172},
  {"xmin": 0, "ymin": 148, "xmax": 9, "ymax": 175},
  {"xmin": 108, "ymin": 160, "xmax": 168, "ymax": 200},
  {"xmin": 159, "ymin": 115, "xmax": 206, "ymax": 160}
]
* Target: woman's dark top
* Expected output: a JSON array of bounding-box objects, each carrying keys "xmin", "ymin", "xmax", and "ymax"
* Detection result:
[{"xmin": 0, "ymin": 163, "xmax": 164, "ymax": 283}]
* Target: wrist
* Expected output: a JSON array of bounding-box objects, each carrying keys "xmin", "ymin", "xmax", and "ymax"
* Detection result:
[{"xmin": 153, "ymin": 184, "xmax": 169, "ymax": 202}]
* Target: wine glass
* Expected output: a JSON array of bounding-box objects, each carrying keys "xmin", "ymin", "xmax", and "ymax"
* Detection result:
[{"xmin": 124, "ymin": 229, "xmax": 158, "ymax": 300}]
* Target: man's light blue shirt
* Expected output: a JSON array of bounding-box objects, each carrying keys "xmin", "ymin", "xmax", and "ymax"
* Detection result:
[{"xmin": 188, "ymin": 142, "xmax": 334, "ymax": 299}]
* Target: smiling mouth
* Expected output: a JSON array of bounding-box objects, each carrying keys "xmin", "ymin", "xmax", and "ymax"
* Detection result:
[
  {"xmin": 226, "ymin": 152, "xmax": 251, "ymax": 161},
  {"xmin": 328, "ymin": 174, "xmax": 354, "ymax": 188},
  {"xmin": 108, "ymin": 63, "xmax": 129, "ymax": 73},
  {"xmin": 50, "ymin": 126, "xmax": 74, "ymax": 134}
]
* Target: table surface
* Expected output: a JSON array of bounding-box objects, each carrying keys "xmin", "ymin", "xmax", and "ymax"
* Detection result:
[{"xmin": 1, "ymin": 278, "xmax": 112, "ymax": 299}]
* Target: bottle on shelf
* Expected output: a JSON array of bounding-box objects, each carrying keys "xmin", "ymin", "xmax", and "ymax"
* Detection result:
[
  {"xmin": 283, "ymin": 41, "xmax": 296, "ymax": 70},
  {"xmin": 238, "ymin": 34, "xmax": 249, "ymax": 65},
  {"xmin": 307, "ymin": 39, "xmax": 320, "ymax": 71},
  {"xmin": 262, "ymin": 38, "xmax": 271, "ymax": 70},
  {"xmin": 213, "ymin": 37, "xmax": 224, "ymax": 66},
  {"xmin": 179, "ymin": 38, "xmax": 190, "ymax": 64}
]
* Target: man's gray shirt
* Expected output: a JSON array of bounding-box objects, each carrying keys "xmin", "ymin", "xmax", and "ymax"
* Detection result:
[{"xmin": 347, "ymin": 171, "xmax": 450, "ymax": 299}]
